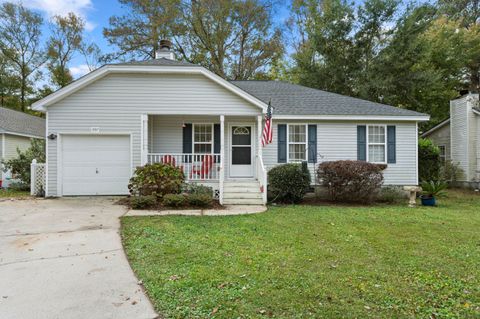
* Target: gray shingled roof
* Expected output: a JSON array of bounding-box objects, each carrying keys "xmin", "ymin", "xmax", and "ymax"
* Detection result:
[
  {"xmin": 231, "ymin": 80, "xmax": 427, "ymax": 117},
  {"xmin": 0, "ymin": 107, "xmax": 45, "ymax": 137},
  {"xmin": 112, "ymin": 57, "xmax": 199, "ymax": 67}
]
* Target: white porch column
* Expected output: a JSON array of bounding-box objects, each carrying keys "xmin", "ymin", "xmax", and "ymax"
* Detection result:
[
  {"xmin": 219, "ymin": 115, "xmax": 225, "ymax": 204},
  {"xmin": 257, "ymin": 115, "xmax": 263, "ymax": 159},
  {"xmin": 140, "ymin": 114, "xmax": 148, "ymax": 165}
]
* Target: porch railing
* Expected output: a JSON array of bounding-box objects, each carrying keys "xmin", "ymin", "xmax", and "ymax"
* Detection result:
[
  {"xmin": 256, "ymin": 155, "xmax": 267, "ymax": 204},
  {"xmin": 148, "ymin": 153, "xmax": 221, "ymax": 181}
]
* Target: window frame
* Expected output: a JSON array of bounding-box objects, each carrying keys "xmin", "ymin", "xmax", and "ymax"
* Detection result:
[
  {"xmin": 438, "ymin": 145, "xmax": 446, "ymax": 162},
  {"xmin": 287, "ymin": 124, "xmax": 308, "ymax": 163},
  {"xmin": 192, "ymin": 123, "xmax": 214, "ymax": 154},
  {"xmin": 367, "ymin": 125, "xmax": 387, "ymax": 164}
]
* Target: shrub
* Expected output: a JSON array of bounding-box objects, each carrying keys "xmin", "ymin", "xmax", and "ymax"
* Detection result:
[
  {"xmin": 130, "ymin": 195, "xmax": 157, "ymax": 209},
  {"xmin": 162, "ymin": 194, "xmax": 187, "ymax": 207},
  {"xmin": 7, "ymin": 181, "xmax": 30, "ymax": 192},
  {"xmin": 440, "ymin": 160, "xmax": 465, "ymax": 182},
  {"xmin": 418, "ymin": 138, "xmax": 441, "ymax": 182},
  {"xmin": 268, "ymin": 163, "xmax": 311, "ymax": 204},
  {"xmin": 421, "ymin": 180, "xmax": 448, "ymax": 197},
  {"xmin": 182, "ymin": 183, "xmax": 213, "ymax": 197},
  {"xmin": 317, "ymin": 160, "xmax": 384, "ymax": 203},
  {"xmin": 377, "ymin": 186, "xmax": 406, "ymax": 204},
  {"xmin": 1, "ymin": 139, "xmax": 45, "ymax": 185},
  {"xmin": 128, "ymin": 163, "xmax": 184, "ymax": 198},
  {"xmin": 188, "ymin": 193, "xmax": 213, "ymax": 208}
]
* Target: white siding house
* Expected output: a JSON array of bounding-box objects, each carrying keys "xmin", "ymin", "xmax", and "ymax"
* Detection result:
[
  {"xmin": 423, "ymin": 93, "xmax": 480, "ymax": 187},
  {"xmin": 32, "ymin": 50, "xmax": 429, "ymax": 204}
]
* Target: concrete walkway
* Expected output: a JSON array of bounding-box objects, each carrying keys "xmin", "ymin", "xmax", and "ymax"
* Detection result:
[
  {"xmin": 0, "ymin": 197, "xmax": 157, "ymax": 319},
  {"xmin": 125, "ymin": 205, "xmax": 267, "ymax": 216}
]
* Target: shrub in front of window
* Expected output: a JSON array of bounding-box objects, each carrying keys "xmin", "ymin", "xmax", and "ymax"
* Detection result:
[
  {"xmin": 162, "ymin": 194, "xmax": 187, "ymax": 207},
  {"xmin": 317, "ymin": 160, "xmax": 384, "ymax": 203},
  {"xmin": 130, "ymin": 195, "xmax": 157, "ymax": 209},
  {"xmin": 418, "ymin": 138, "xmax": 440, "ymax": 182},
  {"xmin": 268, "ymin": 163, "xmax": 311, "ymax": 204},
  {"xmin": 128, "ymin": 163, "xmax": 184, "ymax": 198},
  {"xmin": 188, "ymin": 193, "xmax": 213, "ymax": 207}
]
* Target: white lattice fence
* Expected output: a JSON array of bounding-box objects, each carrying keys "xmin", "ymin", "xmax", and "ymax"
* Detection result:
[{"xmin": 31, "ymin": 159, "xmax": 46, "ymax": 197}]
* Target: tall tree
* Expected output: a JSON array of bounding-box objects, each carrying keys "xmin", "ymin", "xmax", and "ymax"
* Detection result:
[
  {"xmin": 290, "ymin": 0, "xmax": 357, "ymax": 95},
  {"xmin": 0, "ymin": 2, "xmax": 44, "ymax": 111},
  {"xmin": 47, "ymin": 13, "xmax": 86, "ymax": 88},
  {"xmin": 103, "ymin": 0, "xmax": 283, "ymax": 80},
  {"xmin": 0, "ymin": 53, "xmax": 20, "ymax": 108},
  {"xmin": 354, "ymin": 0, "xmax": 398, "ymax": 98},
  {"xmin": 103, "ymin": 0, "xmax": 184, "ymax": 61}
]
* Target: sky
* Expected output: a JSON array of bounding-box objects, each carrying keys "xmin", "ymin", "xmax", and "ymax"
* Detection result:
[{"xmin": 1, "ymin": 0, "xmax": 291, "ymax": 80}]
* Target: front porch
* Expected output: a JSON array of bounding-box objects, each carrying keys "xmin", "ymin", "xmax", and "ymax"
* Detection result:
[{"xmin": 140, "ymin": 114, "xmax": 267, "ymax": 205}]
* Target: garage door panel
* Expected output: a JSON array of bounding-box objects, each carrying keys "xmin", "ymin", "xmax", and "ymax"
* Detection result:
[{"xmin": 61, "ymin": 135, "xmax": 131, "ymax": 196}]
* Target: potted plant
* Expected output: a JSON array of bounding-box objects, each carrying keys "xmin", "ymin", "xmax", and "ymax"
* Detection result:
[{"xmin": 420, "ymin": 181, "xmax": 448, "ymax": 206}]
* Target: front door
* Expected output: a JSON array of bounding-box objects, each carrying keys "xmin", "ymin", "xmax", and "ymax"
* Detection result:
[{"xmin": 230, "ymin": 125, "xmax": 253, "ymax": 177}]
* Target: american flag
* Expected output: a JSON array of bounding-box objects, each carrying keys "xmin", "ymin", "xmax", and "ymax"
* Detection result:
[{"xmin": 261, "ymin": 101, "xmax": 273, "ymax": 147}]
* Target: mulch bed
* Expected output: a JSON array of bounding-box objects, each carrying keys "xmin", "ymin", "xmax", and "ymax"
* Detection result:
[{"xmin": 116, "ymin": 197, "xmax": 224, "ymax": 210}]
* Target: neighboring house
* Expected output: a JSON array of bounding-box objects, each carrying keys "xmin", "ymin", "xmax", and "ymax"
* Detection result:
[
  {"xmin": 32, "ymin": 43, "xmax": 429, "ymax": 204},
  {"xmin": 422, "ymin": 93, "xmax": 480, "ymax": 187},
  {"xmin": 0, "ymin": 107, "xmax": 46, "ymax": 187}
]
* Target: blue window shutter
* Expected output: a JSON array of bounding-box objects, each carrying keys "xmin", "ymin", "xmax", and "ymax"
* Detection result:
[
  {"xmin": 387, "ymin": 125, "xmax": 396, "ymax": 163},
  {"xmin": 213, "ymin": 124, "xmax": 220, "ymax": 153},
  {"xmin": 183, "ymin": 124, "xmax": 192, "ymax": 153},
  {"xmin": 278, "ymin": 124, "xmax": 287, "ymax": 163},
  {"xmin": 308, "ymin": 125, "xmax": 317, "ymax": 163},
  {"xmin": 357, "ymin": 126, "xmax": 367, "ymax": 161}
]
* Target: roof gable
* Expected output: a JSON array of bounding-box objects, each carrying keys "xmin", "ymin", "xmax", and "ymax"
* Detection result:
[{"xmin": 32, "ymin": 60, "xmax": 267, "ymax": 112}]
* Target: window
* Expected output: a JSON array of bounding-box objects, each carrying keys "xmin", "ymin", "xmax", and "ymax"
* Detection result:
[
  {"xmin": 193, "ymin": 124, "xmax": 213, "ymax": 154},
  {"xmin": 438, "ymin": 145, "xmax": 446, "ymax": 162},
  {"xmin": 368, "ymin": 125, "xmax": 386, "ymax": 163},
  {"xmin": 288, "ymin": 124, "xmax": 307, "ymax": 162}
]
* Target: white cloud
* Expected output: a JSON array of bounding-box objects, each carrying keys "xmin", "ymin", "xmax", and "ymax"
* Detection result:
[
  {"xmin": 15, "ymin": 0, "xmax": 96, "ymax": 31},
  {"xmin": 69, "ymin": 64, "xmax": 91, "ymax": 78}
]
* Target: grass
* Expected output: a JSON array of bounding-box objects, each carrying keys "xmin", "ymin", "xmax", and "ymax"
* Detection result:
[
  {"xmin": 0, "ymin": 188, "xmax": 30, "ymax": 198},
  {"xmin": 121, "ymin": 190, "xmax": 480, "ymax": 318}
]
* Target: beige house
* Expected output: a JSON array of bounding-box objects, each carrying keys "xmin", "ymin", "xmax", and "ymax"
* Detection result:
[
  {"xmin": 0, "ymin": 107, "xmax": 45, "ymax": 187},
  {"xmin": 422, "ymin": 93, "xmax": 480, "ymax": 187}
]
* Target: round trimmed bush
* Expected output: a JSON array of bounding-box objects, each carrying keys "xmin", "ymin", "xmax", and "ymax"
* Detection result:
[
  {"xmin": 128, "ymin": 163, "xmax": 184, "ymax": 198},
  {"xmin": 317, "ymin": 160, "xmax": 384, "ymax": 203},
  {"xmin": 188, "ymin": 193, "xmax": 213, "ymax": 207},
  {"xmin": 268, "ymin": 163, "xmax": 311, "ymax": 204}
]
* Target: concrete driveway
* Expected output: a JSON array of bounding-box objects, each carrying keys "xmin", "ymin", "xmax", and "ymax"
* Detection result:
[{"xmin": 0, "ymin": 197, "xmax": 157, "ymax": 319}]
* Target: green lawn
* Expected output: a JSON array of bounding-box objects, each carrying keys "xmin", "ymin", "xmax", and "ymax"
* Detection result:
[
  {"xmin": 0, "ymin": 188, "xmax": 30, "ymax": 198},
  {"xmin": 121, "ymin": 190, "xmax": 480, "ymax": 318}
]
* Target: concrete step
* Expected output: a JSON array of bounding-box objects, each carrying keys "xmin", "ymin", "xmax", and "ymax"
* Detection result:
[
  {"xmin": 223, "ymin": 198, "xmax": 264, "ymax": 205},
  {"xmin": 223, "ymin": 186, "xmax": 261, "ymax": 193},
  {"xmin": 224, "ymin": 181, "xmax": 259, "ymax": 188},
  {"xmin": 223, "ymin": 192, "xmax": 262, "ymax": 199}
]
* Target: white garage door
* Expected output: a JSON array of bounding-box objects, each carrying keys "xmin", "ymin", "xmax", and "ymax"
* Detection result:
[{"xmin": 61, "ymin": 135, "xmax": 131, "ymax": 196}]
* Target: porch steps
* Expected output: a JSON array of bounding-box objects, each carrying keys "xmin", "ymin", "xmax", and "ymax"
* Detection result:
[{"xmin": 222, "ymin": 180, "xmax": 264, "ymax": 205}]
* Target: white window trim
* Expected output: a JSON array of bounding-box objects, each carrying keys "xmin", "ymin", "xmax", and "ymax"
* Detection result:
[
  {"xmin": 287, "ymin": 124, "xmax": 308, "ymax": 163},
  {"xmin": 192, "ymin": 123, "xmax": 214, "ymax": 154},
  {"xmin": 438, "ymin": 145, "xmax": 446, "ymax": 161},
  {"xmin": 366, "ymin": 125, "xmax": 387, "ymax": 164}
]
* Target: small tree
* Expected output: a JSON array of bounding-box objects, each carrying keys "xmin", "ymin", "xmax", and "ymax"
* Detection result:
[
  {"xmin": 418, "ymin": 138, "xmax": 440, "ymax": 182},
  {"xmin": 2, "ymin": 139, "xmax": 45, "ymax": 186}
]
